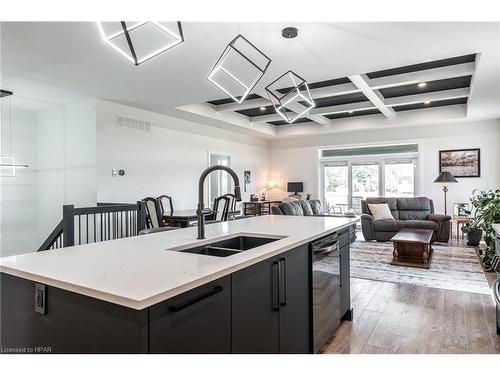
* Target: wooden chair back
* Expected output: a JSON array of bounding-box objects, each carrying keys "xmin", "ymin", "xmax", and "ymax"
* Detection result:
[
  {"xmin": 157, "ymin": 195, "xmax": 174, "ymax": 214},
  {"xmin": 142, "ymin": 197, "xmax": 162, "ymax": 229}
]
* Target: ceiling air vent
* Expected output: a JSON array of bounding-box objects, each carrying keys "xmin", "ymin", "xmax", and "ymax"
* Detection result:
[{"xmin": 115, "ymin": 114, "xmax": 152, "ymax": 132}]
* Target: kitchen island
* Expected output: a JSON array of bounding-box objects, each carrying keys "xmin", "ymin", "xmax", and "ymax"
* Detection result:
[{"xmin": 0, "ymin": 215, "xmax": 358, "ymax": 354}]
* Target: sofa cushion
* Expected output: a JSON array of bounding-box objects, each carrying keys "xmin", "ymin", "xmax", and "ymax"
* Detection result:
[
  {"xmin": 373, "ymin": 220, "xmax": 406, "ymax": 232},
  {"xmin": 368, "ymin": 203, "xmax": 395, "ymax": 221},
  {"xmin": 364, "ymin": 197, "xmax": 399, "ymax": 219},
  {"xmin": 309, "ymin": 200, "xmax": 324, "ymax": 215},
  {"xmin": 278, "ymin": 201, "xmax": 304, "ymax": 216},
  {"xmin": 404, "ymin": 220, "xmax": 438, "ymax": 230},
  {"xmin": 298, "ymin": 200, "xmax": 314, "ymax": 216},
  {"xmin": 397, "ymin": 197, "xmax": 432, "ymax": 220}
]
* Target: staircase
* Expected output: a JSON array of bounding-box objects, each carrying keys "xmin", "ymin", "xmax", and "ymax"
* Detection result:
[{"xmin": 38, "ymin": 202, "xmax": 147, "ymax": 251}]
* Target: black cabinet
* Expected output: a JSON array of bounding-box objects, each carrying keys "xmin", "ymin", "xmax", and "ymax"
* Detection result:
[
  {"xmin": 278, "ymin": 245, "xmax": 311, "ymax": 353},
  {"xmin": 231, "ymin": 256, "xmax": 280, "ymax": 353},
  {"xmin": 232, "ymin": 244, "xmax": 310, "ymax": 353},
  {"xmin": 0, "ymin": 273, "xmax": 148, "ymax": 354},
  {"xmin": 149, "ymin": 276, "xmax": 231, "ymax": 353}
]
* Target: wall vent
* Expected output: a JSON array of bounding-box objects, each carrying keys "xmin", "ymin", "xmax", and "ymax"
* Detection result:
[{"xmin": 115, "ymin": 114, "xmax": 152, "ymax": 132}]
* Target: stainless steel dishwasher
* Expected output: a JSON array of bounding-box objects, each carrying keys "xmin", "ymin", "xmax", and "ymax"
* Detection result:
[{"xmin": 311, "ymin": 232, "xmax": 341, "ymax": 353}]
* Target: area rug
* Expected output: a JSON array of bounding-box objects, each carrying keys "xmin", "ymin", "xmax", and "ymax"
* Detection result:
[{"xmin": 349, "ymin": 239, "xmax": 491, "ymax": 295}]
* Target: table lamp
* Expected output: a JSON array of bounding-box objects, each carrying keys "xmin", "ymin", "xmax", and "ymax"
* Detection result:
[
  {"xmin": 264, "ymin": 181, "xmax": 277, "ymax": 200},
  {"xmin": 434, "ymin": 171, "xmax": 458, "ymax": 215}
]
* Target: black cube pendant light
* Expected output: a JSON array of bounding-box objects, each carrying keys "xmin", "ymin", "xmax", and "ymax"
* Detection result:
[{"xmin": 265, "ymin": 70, "xmax": 315, "ymax": 124}]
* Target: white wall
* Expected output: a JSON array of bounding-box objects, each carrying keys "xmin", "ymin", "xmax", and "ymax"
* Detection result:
[
  {"xmin": 35, "ymin": 105, "xmax": 65, "ymax": 246},
  {"xmin": 0, "ymin": 100, "xmax": 97, "ymax": 256},
  {"xmin": 96, "ymin": 100, "xmax": 269, "ymax": 209},
  {"xmin": 63, "ymin": 100, "xmax": 97, "ymax": 207},
  {"xmin": 35, "ymin": 100, "xmax": 97, "ymax": 247},
  {"xmin": 268, "ymin": 119, "xmax": 500, "ymax": 214},
  {"xmin": 0, "ymin": 108, "xmax": 37, "ymax": 257}
]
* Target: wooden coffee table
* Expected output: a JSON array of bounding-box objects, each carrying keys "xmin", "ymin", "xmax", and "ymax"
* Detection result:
[{"xmin": 390, "ymin": 228, "xmax": 434, "ymax": 269}]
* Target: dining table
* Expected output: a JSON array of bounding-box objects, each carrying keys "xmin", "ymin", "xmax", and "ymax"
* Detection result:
[{"xmin": 162, "ymin": 209, "xmax": 240, "ymax": 228}]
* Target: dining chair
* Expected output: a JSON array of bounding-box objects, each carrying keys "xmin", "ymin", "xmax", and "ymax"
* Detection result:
[
  {"xmin": 209, "ymin": 195, "xmax": 230, "ymax": 222},
  {"xmin": 157, "ymin": 195, "xmax": 174, "ymax": 214},
  {"xmin": 223, "ymin": 193, "xmax": 237, "ymax": 211},
  {"xmin": 142, "ymin": 197, "xmax": 163, "ymax": 229},
  {"xmin": 157, "ymin": 195, "xmax": 177, "ymax": 227}
]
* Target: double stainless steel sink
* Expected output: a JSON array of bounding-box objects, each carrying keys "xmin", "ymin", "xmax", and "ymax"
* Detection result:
[{"xmin": 175, "ymin": 235, "xmax": 283, "ymax": 257}]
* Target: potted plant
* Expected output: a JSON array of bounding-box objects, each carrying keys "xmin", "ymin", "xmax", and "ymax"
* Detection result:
[
  {"xmin": 462, "ymin": 222, "xmax": 482, "ymax": 246},
  {"xmin": 462, "ymin": 189, "xmax": 500, "ymax": 267}
]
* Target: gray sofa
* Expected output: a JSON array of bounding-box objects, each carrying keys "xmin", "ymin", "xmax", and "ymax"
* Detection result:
[
  {"xmin": 271, "ymin": 199, "xmax": 327, "ymax": 216},
  {"xmin": 272, "ymin": 199, "xmax": 357, "ymax": 244},
  {"xmin": 361, "ymin": 197, "xmax": 451, "ymax": 243}
]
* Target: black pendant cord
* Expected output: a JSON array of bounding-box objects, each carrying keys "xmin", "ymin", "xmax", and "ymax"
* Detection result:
[{"xmin": 121, "ymin": 21, "xmax": 138, "ymax": 66}]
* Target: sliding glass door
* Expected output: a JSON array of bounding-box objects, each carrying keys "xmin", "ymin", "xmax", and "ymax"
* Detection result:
[
  {"xmin": 320, "ymin": 151, "xmax": 417, "ymax": 214},
  {"xmin": 322, "ymin": 163, "xmax": 349, "ymax": 214},
  {"xmin": 351, "ymin": 162, "xmax": 379, "ymax": 213}
]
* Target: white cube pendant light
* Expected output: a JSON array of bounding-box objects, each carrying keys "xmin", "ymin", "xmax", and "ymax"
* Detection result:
[
  {"xmin": 97, "ymin": 21, "xmax": 184, "ymax": 66},
  {"xmin": 207, "ymin": 34, "xmax": 271, "ymax": 104}
]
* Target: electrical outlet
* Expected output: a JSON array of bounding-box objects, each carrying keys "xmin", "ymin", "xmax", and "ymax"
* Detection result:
[
  {"xmin": 112, "ymin": 169, "xmax": 118, "ymax": 177},
  {"xmin": 35, "ymin": 283, "xmax": 46, "ymax": 315}
]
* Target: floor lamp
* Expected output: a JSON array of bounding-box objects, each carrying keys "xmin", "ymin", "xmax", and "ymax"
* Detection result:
[{"xmin": 434, "ymin": 171, "xmax": 458, "ymax": 215}]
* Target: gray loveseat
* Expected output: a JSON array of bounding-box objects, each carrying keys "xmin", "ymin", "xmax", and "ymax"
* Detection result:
[{"xmin": 361, "ymin": 197, "xmax": 451, "ymax": 243}]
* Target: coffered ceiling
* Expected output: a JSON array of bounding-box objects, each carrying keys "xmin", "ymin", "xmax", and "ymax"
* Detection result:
[{"xmin": 1, "ymin": 22, "xmax": 499, "ymax": 139}]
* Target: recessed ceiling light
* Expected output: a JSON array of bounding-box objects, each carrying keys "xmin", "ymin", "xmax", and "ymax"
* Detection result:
[
  {"xmin": 259, "ymin": 107, "xmax": 266, "ymax": 111},
  {"xmin": 424, "ymin": 101, "xmax": 431, "ymax": 104},
  {"xmin": 418, "ymin": 82, "xmax": 427, "ymax": 88}
]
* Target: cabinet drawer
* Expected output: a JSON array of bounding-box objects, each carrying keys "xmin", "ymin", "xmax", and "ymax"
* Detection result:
[{"xmin": 148, "ymin": 276, "xmax": 231, "ymax": 354}]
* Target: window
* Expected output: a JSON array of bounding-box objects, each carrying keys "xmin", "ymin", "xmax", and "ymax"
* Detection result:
[
  {"xmin": 320, "ymin": 145, "xmax": 418, "ymax": 214},
  {"xmin": 384, "ymin": 160, "xmax": 415, "ymax": 197}
]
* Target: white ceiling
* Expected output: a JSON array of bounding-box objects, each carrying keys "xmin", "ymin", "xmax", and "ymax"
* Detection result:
[{"xmin": 1, "ymin": 22, "xmax": 499, "ymax": 138}]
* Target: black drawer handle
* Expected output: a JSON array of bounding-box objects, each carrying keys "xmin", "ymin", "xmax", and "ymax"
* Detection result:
[
  {"xmin": 272, "ymin": 261, "xmax": 280, "ymax": 311},
  {"xmin": 168, "ymin": 286, "xmax": 223, "ymax": 312},
  {"xmin": 279, "ymin": 258, "xmax": 287, "ymax": 306}
]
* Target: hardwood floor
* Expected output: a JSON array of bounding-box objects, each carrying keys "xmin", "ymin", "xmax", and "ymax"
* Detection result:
[{"xmin": 324, "ymin": 237, "xmax": 499, "ymax": 354}]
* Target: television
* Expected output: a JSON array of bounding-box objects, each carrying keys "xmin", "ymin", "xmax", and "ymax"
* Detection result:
[{"xmin": 287, "ymin": 182, "xmax": 303, "ymax": 193}]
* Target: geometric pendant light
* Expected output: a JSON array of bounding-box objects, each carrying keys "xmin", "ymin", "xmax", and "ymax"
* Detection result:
[
  {"xmin": 97, "ymin": 22, "xmax": 184, "ymax": 66},
  {"xmin": 207, "ymin": 34, "xmax": 271, "ymax": 104},
  {"xmin": 265, "ymin": 70, "xmax": 315, "ymax": 124},
  {"xmin": 0, "ymin": 89, "xmax": 29, "ymax": 177}
]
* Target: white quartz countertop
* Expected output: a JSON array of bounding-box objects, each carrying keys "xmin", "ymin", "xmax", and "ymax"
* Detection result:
[
  {"xmin": 493, "ymin": 223, "xmax": 500, "ymax": 237},
  {"xmin": 0, "ymin": 215, "xmax": 359, "ymax": 310}
]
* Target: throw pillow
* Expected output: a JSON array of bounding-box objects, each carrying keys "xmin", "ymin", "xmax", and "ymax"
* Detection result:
[
  {"xmin": 298, "ymin": 200, "xmax": 314, "ymax": 216},
  {"xmin": 368, "ymin": 203, "xmax": 395, "ymax": 221}
]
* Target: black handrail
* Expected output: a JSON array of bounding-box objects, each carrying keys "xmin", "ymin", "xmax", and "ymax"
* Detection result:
[{"xmin": 37, "ymin": 220, "xmax": 64, "ymax": 252}]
